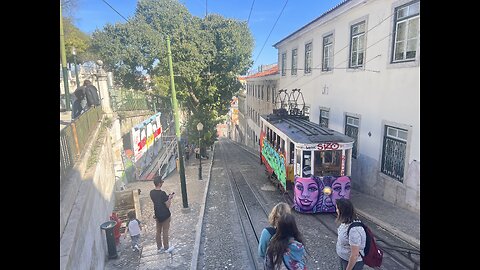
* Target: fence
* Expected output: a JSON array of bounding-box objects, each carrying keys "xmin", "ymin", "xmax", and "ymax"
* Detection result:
[
  {"xmin": 111, "ymin": 88, "xmax": 156, "ymax": 112},
  {"xmin": 60, "ymin": 106, "xmax": 103, "ymax": 185}
]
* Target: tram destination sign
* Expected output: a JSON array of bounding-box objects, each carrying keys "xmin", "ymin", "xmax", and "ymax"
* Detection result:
[{"xmin": 297, "ymin": 142, "xmax": 353, "ymax": 151}]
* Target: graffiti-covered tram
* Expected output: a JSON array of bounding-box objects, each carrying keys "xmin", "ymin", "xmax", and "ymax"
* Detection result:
[{"xmin": 259, "ymin": 89, "xmax": 354, "ymax": 214}]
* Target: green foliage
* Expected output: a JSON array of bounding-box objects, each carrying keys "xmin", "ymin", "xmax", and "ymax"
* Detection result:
[
  {"xmin": 90, "ymin": 0, "xmax": 254, "ymax": 146},
  {"xmin": 63, "ymin": 17, "xmax": 91, "ymax": 63}
]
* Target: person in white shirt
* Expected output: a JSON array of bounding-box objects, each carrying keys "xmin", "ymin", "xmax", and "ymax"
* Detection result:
[{"xmin": 124, "ymin": 210, "xmax": 143, "ymax": 252}]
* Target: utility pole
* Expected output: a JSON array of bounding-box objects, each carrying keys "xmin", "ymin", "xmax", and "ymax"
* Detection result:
[
  {"xmin": 60, "ymin": 4, "xmax": 71, "ymax": 110},
  {"xmin": 167, "ymin": 36, "xmax": 188, "ymax": 208}
]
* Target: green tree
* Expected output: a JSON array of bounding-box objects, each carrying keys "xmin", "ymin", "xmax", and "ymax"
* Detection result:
[
  {"xmin": 63, "ymin": 17, "xmax": 91, "ymax": 63},
  {"xmin": 90, "ymin": 0, "xmax": 254, "ymax": 146}
]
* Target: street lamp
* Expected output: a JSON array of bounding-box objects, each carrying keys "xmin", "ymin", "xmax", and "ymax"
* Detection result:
[
  {"xmin": 197, "ymin": 122, "xmax": 204, "ymax": 180},
  {"xmin": 71, "ymin": 47, "xmax": 80, "ymax": 88}
]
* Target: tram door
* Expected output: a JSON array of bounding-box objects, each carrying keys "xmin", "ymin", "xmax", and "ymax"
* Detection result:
[
  {"xmin": 302, "ymin": 150, "xmax": 312, "ymax": 177},
  {"xmin": 294, "ymin": 148, "xmax": 312, "ymax": 177}
]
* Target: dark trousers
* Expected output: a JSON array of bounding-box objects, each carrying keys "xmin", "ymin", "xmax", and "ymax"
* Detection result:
[
  {"xmin": 339, "ymin": 257, "xmax": 364, "ymax": 270},
  {"xmin": 72, "ymin": 99, "xmax": 83, "ymax": 119}
]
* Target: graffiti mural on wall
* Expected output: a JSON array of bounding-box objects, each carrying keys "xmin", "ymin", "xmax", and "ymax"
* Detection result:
[
  {"xmin": 131, "ymin": 112, "xmax": 163, "ymax": 177},
  {"xmin": 260, "ymin": 132, "xmax": 287, "ymax": 190},
  {"xmin": 293, "ymin": 175, "xmax": 351, "ymax": 213}
]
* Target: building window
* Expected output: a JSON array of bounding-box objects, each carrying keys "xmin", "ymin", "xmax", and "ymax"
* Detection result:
[
  {"xmin": 381, "ymin": 125, "xmax": 408, "ymax": 182},
  {"xmin": 345, "ymin": 116, "xmax": 359, "ymax": 158},
  {"xmin": 349, "ymin": 21, "xmax": 366, "ymax": 68},
  {"xmin": 266, "ymin": 85, "xmax": 270, "ymax": 101},
  {"xmin": 261, "ymin": 85, "xmax": 264, "ymax": 100},
  {"xmin": 272, "ymin": 87, "xmax": 276, "ymax": 104},
  {"xmin": 281, "ymin": 52, "xmax": 287, "ymax": 76},
  {"xmin": 304, "ymin": 42, "xmax": 312, "ymax": 74},
  {"xmin": 319, "ymin": 109, "xmax": 329, "ymax": 128},
  {"xmin": 291, "ymin": 48, "xmax": 298, "ymax": 75},
  {"xmin": 392, "ymin": 1, "xmax": 420, "ymax": 63},
  {"xmin": 322, "ymin": 34, "xmax": 333, "ymax": 71}
]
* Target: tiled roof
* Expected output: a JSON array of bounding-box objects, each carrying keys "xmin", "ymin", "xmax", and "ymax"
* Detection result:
[{"xmin": 240, "ymin": 65, "xmax": 279, "ymax": 80}]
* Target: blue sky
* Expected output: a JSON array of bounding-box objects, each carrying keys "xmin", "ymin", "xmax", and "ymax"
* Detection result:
[{"xmin": 72, "ymin": 0, "xmax": 344, "ymax": 72}]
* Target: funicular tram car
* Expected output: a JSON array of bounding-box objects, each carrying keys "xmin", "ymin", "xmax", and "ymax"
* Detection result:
[{"xmin": 260, "ymin": 89, "xmax": 354, "ymax": 214}]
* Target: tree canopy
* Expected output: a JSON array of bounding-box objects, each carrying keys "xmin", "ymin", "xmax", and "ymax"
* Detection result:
[
  {"xmin": 63, "ymin": 17, "xmax": 92, "ymax": 63},
  {"xmin": 91, "ymin": 0, "xmax": 254, "ymax": 146}
]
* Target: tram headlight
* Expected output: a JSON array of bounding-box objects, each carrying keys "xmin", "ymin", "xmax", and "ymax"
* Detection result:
[{"xmin": 323, "ymin": 187, "xmax": 332, "ymax": 196}]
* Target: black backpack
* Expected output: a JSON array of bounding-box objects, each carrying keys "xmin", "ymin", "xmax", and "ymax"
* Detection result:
[
  {"xmin": 348, "ymin": 220, "xmax": 383, "ymax": 268},
  {"xmin": 265, "ymin": 226, "xmax": 276, "ymax": 236}
]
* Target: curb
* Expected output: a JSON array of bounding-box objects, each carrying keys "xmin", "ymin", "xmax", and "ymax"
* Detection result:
[{"xmin": 190, "ymin": 143, "xmax": 216, "ymax": 270}]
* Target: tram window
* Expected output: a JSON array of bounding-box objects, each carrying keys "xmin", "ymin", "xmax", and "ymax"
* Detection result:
[
  {"xmin": 296, "ymin": 149, "xmax": 301, "ymax": 176},
  {"xmin": 314, "ymin": 151, "xmax": 322, "ymax": 175},
  {"xmin": 290, "ymin": 142, "xmax": 295, "ymax": 164},
  {"xmin": 315, "ymin": 150, "xmax": 342, "ymax": 176},
  {"xmin": 302, "ymin": 152, "xmax": 312, "ymax": 177},
  {"xmin": 324, "ymin": 151, "xmax": 333, "ymax": 163}
]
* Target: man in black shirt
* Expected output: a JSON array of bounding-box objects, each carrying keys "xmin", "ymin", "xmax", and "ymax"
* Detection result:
[
  {"xmin": 83, "ymin": 79, "xmax": 101, "ymax": 108},
  {"xmin": 150, "ymin": 176, "xmax": 175, "ymax": 253}
]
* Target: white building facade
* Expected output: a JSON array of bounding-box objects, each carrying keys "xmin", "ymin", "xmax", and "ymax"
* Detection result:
[
  {"xmin": 274, "ymin": 0, "xmax": 420, "ymax": 213},
  {"xmin": 241, "ymin": 66, "xmax": 280, "ymax": 152}
]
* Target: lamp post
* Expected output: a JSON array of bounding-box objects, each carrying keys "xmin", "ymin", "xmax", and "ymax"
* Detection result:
[
  {"xmin": 71, "ymin": 47, "xmax": 80, "ymax": 88},
  {"xmin": 197, "ymin": 122, "xmax": 203, "ymax": 180}
]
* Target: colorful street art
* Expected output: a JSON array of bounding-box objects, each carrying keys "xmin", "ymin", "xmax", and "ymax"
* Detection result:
[
  {"xmin": 260, "ymin": 132, "xmax": 287, "ymax": 190},
  {"xmin": 293, "ymin": 175, "xmax": 351, "ymax": 213},
  {"xmin": 131, "ymin": 112, "xmax": 163, "ymax": 178}
]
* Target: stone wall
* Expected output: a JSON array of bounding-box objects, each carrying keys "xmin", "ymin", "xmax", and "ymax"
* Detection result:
[{"xmin": 60, "ymin": 123, "xmax": 116, "ymax": 270}]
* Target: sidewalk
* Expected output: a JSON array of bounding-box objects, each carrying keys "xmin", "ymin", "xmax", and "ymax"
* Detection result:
[{"xmin": 350, "ymin": 189, "xmax": 420, "ymax": 249}]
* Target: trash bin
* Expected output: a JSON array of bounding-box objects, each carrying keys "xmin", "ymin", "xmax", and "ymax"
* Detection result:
[{"xmin": 100, "ymin": 220, "xmax": 118, "ymax": 259}]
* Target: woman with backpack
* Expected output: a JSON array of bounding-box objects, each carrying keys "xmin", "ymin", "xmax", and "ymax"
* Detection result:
[
  {"xmin": 335, "ymin": 198, "xmax": 366, "ymax": 270},
  {"xmin": 264, "ymin": 212, "xmax": 306, "ymax": 270},
  {"xmin": 258, "ymin": 202, "xmax": 291, "ymax": 259}
]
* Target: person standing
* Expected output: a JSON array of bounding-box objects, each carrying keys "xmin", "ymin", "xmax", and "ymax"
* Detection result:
[
  {"xmin": 335, "ymin": 198, "xmax": 366, "ymax": 270},
  {"xmin": 83, "ymin": 79, "xmax": 100, "ymax": 108},
  {"xmin": 150, "ymin": 175, "xmax": 175, "ymax": 254},
  {"xmin": 72, "ymin": 84, "xmax": 85, "ymax": 119},
  {"xmin": 258, "ymin": 202, "xmax": 291, "ymax": 259},
  {"xmin": 264, "ymin": 213, "xmax": 307, "ymax": 270},
  {"xmin": 123, "ymin": 210, "xmax": 142, "ymax": 252}
]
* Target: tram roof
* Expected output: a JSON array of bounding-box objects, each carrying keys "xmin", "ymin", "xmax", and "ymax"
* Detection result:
[{"xmin": 261, "ymin": 114, "xmax": 354, "ymax": 144}]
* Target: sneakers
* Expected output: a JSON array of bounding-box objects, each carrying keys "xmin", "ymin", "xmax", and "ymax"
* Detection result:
[
  {"xmin": 133, "ymin": 244, "xmax": 141, "ymax": 252},
  {"xmin": 157, "ymin": 246, "xmax": 174, "ymax": 254}
]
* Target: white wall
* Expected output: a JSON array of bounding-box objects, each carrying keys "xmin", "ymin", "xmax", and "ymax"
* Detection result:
[
  {"xmin": 275, "ymin": 0, "xmax": 419, "ymax": 213},
  {"xmin": 244, "ymin": 72, "xmax": 279, "ymax": 152}
]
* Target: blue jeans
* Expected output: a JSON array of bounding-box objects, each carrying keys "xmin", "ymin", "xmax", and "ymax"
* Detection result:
[{"xmin": 130, "ymin": 234, "xmax": 140, "ymax": 248}]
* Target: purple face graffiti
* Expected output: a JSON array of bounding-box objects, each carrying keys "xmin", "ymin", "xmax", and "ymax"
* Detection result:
[
  {"xmin": 294, "ymin": 176, "xmax": 323, "ymax": 212},
  {"xmin": 331, "ymin": 176, "xmax": 351, "ymax": 204}
]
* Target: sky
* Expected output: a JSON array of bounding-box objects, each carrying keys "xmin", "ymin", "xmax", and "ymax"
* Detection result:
[{"xmin": 72, "ymin": 0, "xmax": 345, "ymax": 72}]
